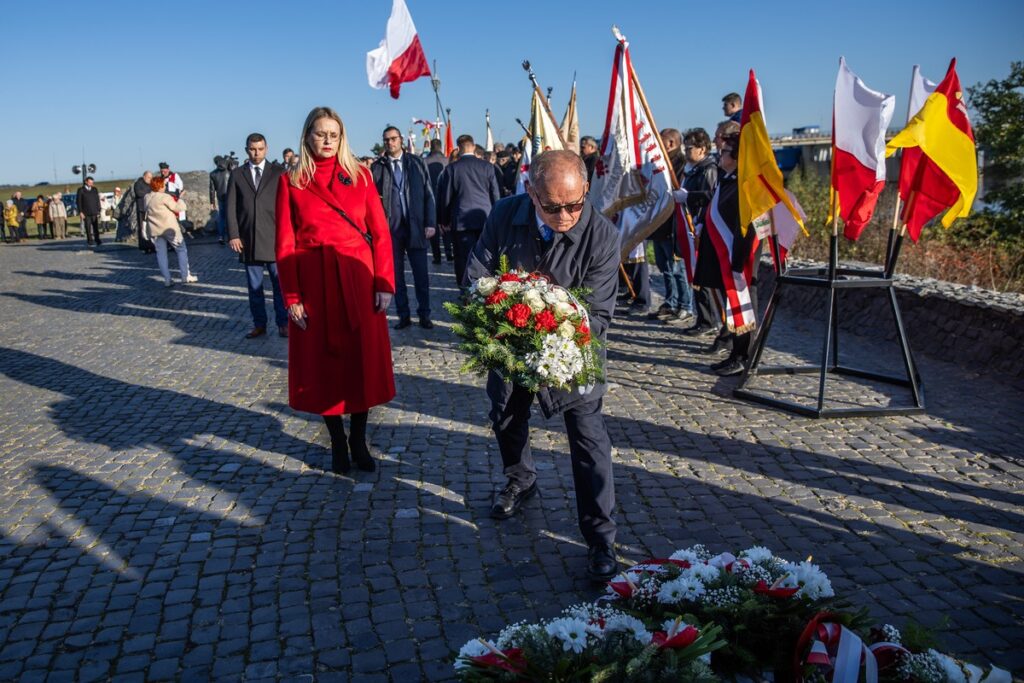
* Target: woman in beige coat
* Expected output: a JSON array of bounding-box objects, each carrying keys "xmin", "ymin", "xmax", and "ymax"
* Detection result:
[
  {"xmin": 145, "ymin": 176, "xmax": 197, "ymax": 286},
  {"xmin": 49, "ymin": 194, "xmax": 68, "ymax": 239}
]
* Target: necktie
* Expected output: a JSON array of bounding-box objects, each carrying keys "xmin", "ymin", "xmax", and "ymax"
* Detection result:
[
  {"xmin": 254, "ymin": 165, "xmax": 262, "ymax": 190},
  {"xmin": 392, "ymin": 159, "xmax": 403, "ymax": 190}
]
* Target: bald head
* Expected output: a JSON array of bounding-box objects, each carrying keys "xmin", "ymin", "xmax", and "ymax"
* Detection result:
[{"xmin": 530, "ymin": 150, "xmax": 586, "ymax": 194}]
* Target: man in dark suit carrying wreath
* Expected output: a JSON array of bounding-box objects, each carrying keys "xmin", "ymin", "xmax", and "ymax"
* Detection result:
[{"xmin": 466, "ymin": 150, "xmax": 621, "ymax": 583}]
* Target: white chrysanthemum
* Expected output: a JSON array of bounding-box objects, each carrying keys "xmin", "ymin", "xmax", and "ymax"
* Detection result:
[
  {"xmin": 740, "ymin": 546, "xmax": 774, "ymax": 564},
  {"xmin": 525, "ymin": 334, "xmax": 585, "ymax": 387},
  {"xmin": 781, "ymin": 561, "xmax": 834, "ymax": 599},
  {"xmin": 523, "ymin": 289, "xmax": 546, "ymax": 313},
  {"xmin": 684, "ymin": 563, "xmax": 721, "ymax": 583},
  {"xmin": 455, "ymin": 639, "xmax": 493, "ymax": 669},
  {"xmin": 668, "ymin": 548, "xmax": 701, "ymax": 564},
  {"xmin": 475, "ymin": 277, "xmax": 498, "ymax": 296},
  {"xmin": 545, "ymin": 617, "xmax": 590, "ymax": 653},
  {"xmin": 604, "ymin": 614, "xmax": 650, "ymax": 643},
  {"xmin": 656, "ymin": 577, "xmax": 705, "ymax": 604}
]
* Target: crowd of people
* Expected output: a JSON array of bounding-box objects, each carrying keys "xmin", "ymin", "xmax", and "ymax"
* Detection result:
[{"xmin": 2, "ymin": 91, "xmax": 759, "ymax": 581}]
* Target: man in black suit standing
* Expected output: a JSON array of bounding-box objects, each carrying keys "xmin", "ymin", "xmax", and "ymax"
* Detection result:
[
  {"xmin": 226, "ymin": 133, "xmax": 288, "ymax": 339},
  {"xmin": 437, "ymin": 134, "xmax": 501, "ymax": 290},
  {"xmin": 466, "ymin": 150, "xmax": 621, "ymax": 583},
  {"xmin": 423, "ymin": 138, "xmax": 451, "ymax": 265},
  {"xmin": 76, "ymin": 177, "xmax": 102, "ymax": 247},
  {"xmin": 371, "ymin": 126, "xmax": 437, "ymax": 330}
]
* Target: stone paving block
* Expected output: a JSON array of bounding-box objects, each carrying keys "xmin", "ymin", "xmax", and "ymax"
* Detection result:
[{"xmin": 0, "ymin": 241, "xmax": 1020, "ymax": 677}]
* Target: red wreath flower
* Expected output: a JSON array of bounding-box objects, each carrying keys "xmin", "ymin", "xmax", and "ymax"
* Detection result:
[
  {"xmin": 533, "ymin": 309, "xmax": 558, "ymax": 332},
  {"xmin": 499, "ymin": 272, "xmax": 523, "ymax": 283},
  {"xmin": 485, "ymin": 290, "xmax": 508, "ymax": 306},
  {"xmin": 652, "ymin": 625, "xmax": 699, "ymax": 649},
  {"xmin": 506, "ymin": 304, "xmax": 532, "ymax": 328},
  {"xmin": 576, "ymin": 323, "xmax": 591, "ymax": 345}
]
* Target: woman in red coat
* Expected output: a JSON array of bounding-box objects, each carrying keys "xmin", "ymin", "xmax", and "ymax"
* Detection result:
[{"xmin": 276, "ymin": 106, "xmax": 396, "ymax": 474}]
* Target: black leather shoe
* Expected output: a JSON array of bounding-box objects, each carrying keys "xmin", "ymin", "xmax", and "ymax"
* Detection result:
[
  {"xmin": 393, "ymin": 317, "xmax": 412, "ymax": 330},
  {"xmin": 682, "ymin": 325, "xmax": 715, "ymax": 337},
  {"xmin": 419, "ymin": 317, "xmax": 434, "ymax": 330},
  {"xmin": 701, "ymin": 339, "xmax": 732, "ymax": 356},
  {"xmin": 350, "ymin": 440, "xmax": 376, "ymax": 472},
  {"xmin": 490, "ymin": 481, "xmax": 537, "ymax": 519},
  {"xmin": 587, "ymin": 544, "xmax": 618, "ymax": 583},
  {"xmin": 245, "ymin": 327, "xmax": 267, "ymax": 339},
  {"xmin": 714, "ymin": 357, "xmax": 747, "ymax": 376}
]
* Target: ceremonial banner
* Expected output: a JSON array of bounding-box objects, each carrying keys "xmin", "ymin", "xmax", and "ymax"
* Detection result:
[
  {"xmin": 444, "ymin": 117, "xmax": 454, "ymax": 156},
  {"xmin": 485, "ymin": 111, "xmax": 494, "ymax": 152},
  {"xmin": 738, "ymin": 70, "xmax": 804, "ymax": 237},
  {"xmin": 515, "ymin": 89, "xmax": 564, "ymax": 194},
  {"xmin": 751, "ymin": 190, "xmax": 806, "ymax": 272},
  {"xmin": 705, "ymin": 188, "xmax": 756, "ymax": 334},
  {"xmin": 673, "ymin": 201, "xmax": 697, "ymax": 284},
  {"xmin": 887, "ymin": 62, "xmax": 975, "ymax": 241},
  {"xmin": 590, "ymin": 28, "xmax": 674, "ymax": 260},
  {"xmin": 830, "ymin": 57, "xmax": 895, "ymax": 240},
  {"xmin": 366, "ymin": 0, "xmax": 431, "ymax": 99},
  {"xmin": 561, "ymin": 80, "xmax": 580, "ymax": 153}
]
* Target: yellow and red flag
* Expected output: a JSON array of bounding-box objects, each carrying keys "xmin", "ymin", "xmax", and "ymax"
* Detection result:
[
  {"xmin": 738, "ymin": 70, "xmax": 804, "ymax": 236},
  {"xmin": 885, "ymin": 58, "xmax": 977, "ymax": 241}
]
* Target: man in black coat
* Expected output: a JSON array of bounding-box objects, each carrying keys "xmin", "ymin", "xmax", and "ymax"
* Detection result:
[
  {"xmin": 226, "ymin": 133, "xmax": 288, "ymax": 339},
  {"xmin": 209, "ymin": 156, "xmax": 231, "ymax": 246},
  {"xmin": 466, "ymin": 150, "xmax": 621, "ymax": 583},
  {"xmin": 437, "ymin": 134, "xmax": 501, "ymax": 290},
  {"xmin": 133, "ymin": 172, "xmax": 154, "ymax": 253},
  {"xmin": 372, "ymin": 126, "xmax": 437, "ymax": 330},
  {"xmin": 423, "ymin": 139, "xmax": 452, "ymax": 264},
  {"xmin": 76, "ymin": 177, "xmax": 102, "ymax": 247}
]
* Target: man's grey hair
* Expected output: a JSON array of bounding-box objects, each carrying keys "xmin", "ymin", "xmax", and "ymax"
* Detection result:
[{"xmin": 530, "ymin": 150, "xmax": 587, "ymax": 191}]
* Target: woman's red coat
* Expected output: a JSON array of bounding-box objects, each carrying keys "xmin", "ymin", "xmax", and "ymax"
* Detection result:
[{"xmin": 276, "ymin": 156, "xmax": 396, "ymax": 415}]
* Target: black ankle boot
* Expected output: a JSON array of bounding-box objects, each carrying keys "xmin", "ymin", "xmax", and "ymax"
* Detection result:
[
  {"xmin": 350, "ymin": 439, "xmax": 375, "ymax": 472},
  {"xmin": 324, "ymin": 415, "xmax": 350, "ymax": 474},
  {"xmin": 331, "ymin": 441, "xmax": 351, "ymax": 474}
]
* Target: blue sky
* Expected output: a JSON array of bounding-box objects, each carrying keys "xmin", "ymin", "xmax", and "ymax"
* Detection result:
[{"xmin": 2, "ymin": 0, "xmax": 1021, "ymax": 185}]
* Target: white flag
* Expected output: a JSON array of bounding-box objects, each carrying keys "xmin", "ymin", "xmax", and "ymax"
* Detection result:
[{"xmin": 589, "ymin": 29, "xmax": 673, "ymax": 259}]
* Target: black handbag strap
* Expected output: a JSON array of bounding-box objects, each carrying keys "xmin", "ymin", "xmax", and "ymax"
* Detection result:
[{"xmin": 303, "ymin": 180, "xmax": 374, "ymax": 253}]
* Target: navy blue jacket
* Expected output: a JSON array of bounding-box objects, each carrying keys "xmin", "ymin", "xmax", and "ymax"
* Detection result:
[
  {"xmin": 436, "ymin": 154, "xmax": 500, "ymax": 233},
  {"xmin": 466, "ymin": 194, "xmax": 620, "ymax": 417},
  {"xmin": 371, "ymin": 153, "xmax": 436, "ymax": 250}
]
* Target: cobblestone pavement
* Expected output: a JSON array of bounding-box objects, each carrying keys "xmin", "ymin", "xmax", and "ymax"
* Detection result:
[{"xmin": 0, "ymin": 237, "xmax": 1021, "ymax": 681}]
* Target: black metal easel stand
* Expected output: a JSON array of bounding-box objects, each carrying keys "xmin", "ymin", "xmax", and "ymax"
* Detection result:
[{"xmin": 732, "ymin": 234, "xmax": 924, "ymax": 418}]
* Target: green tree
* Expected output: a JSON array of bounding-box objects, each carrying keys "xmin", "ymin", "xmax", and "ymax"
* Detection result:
[{"xmin": 966, "ymin": 61, "xmax": 1024, "ymax": 242}]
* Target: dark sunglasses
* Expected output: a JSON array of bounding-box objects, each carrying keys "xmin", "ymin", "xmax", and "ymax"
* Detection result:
[{"xmin": 537, "ymin": 191, "xmax": 586, "ymax": 215}]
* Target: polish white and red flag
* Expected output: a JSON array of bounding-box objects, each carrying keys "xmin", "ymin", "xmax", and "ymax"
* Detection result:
[
  {"xmin": 366, "ymin": 0, "xmax": 431, "ymax": 99},
  {"xmin": 830, "ymin": 57, "xmax": 895, "ymax": 240}
]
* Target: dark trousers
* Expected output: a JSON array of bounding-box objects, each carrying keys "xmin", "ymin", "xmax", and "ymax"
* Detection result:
[
  {"xmin": 492, "ymin": 385, "xmax": 616, "ymax": 547},
  {"xmin": 453, "ymin": 229, "xmax": 481, "ymax": 289},
  {"xmin": 692, "ymin": 287, "xmax": 719, "ymax": 330},
  {"xmin": 392, "ymin": 236, "xmax": 430, "ymax": 320},
  {"xmin": 619, "ymin": 261, "xmax": 650, "ymax": 310},
  {"xmin": 430, "ymin": 228, "xmax": 452, "ymax": 262},
  {"xmin": 82, "ymin": 214, "xmax": 101, "ymax": 244},
  {"xmin": 246, "ymin": 262, "xmax": 288, "ymax": 329}
]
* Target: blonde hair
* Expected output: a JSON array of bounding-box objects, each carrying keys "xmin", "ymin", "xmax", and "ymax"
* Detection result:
[{"xmin": 290, "ymin": 106, "xmax": 366, "ymax": 188}]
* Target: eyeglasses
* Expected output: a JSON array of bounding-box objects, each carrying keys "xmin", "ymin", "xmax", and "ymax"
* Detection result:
[
  {"xmin": 311, "ymin": 131, "xmax": 340, "ymax": 142},
  {"xmin": 536, "ymin": 190, "xmax": 586, "ymax": 215}
]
